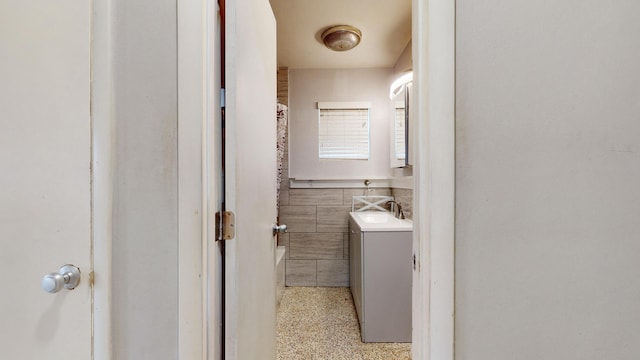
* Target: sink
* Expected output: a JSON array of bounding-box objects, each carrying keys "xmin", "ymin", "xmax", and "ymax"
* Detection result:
[
  {"xmin": 359, "ymin": 212, "xmax": 389, "ymax": 223},
  {"xmin": 349, "ymin": 211, "xmax": 412, "ymax": 232}
]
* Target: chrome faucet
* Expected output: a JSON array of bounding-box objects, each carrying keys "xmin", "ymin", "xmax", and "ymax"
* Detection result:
[{"xmin": 385, "ymin": 200, "xmax": 405, "ymax": 219}]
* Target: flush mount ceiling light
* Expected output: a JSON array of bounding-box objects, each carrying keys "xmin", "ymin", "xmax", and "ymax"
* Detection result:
[{"xmin": 321, "ymin": 25, "xmax": 362, "ymax": 52}]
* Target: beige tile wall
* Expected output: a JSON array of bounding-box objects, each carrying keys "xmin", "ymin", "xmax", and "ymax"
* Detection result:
[
  {"xmin": 277, "ymin": 67, "xmax": 288, "ymax": 106},
  {"xmin": 391, "ymin": 188, "xmax": 413, "ymax": 220},
  {"xmin": 279, "ymin": 186, "xmax": 392, "ymax": 286}
]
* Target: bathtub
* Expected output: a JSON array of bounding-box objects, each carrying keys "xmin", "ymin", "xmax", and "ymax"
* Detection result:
[{"xmin": 276, "ymin": 246, "xmax": 286, "ymax": 306}]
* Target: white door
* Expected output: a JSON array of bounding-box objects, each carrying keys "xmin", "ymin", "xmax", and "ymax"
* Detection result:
[
  {"xmin": 224, "ymin": 0, "xmax": 278, "ymax": 358},
  {"xmin": 0, "ymin": 1, "xmax": 92, "ymax": 359}
]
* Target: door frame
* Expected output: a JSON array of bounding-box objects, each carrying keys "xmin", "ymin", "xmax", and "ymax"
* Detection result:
[
  {"xmin": 92, "ymin": 0, "xmax": 113, "ymax": 358},
  {"xmin": 91, "ymin": 1, "xmax": 217, "ymax": 359},
  {"xmin": 411, "ymin": 1, "xmax": 456, "ymax": 360},
  {"xmin": 97, "ymin": 0, "xmax": 460, "ymax": 359},
  {"xmin": 176, "ymin": 0, "xmax": 218, "ymax": 359}
]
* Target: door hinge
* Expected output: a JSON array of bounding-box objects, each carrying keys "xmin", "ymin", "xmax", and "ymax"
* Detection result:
[
  {"xmin": 220, "ymin": 88, "xmax": 225, "ymax": 108},
  {"xmin": 216, "ymin": 211, "xmax": 235, "ymax": 241},
  {"xmin": 413, "ymin": 253, "xmax": 418, "ymax": 271}
]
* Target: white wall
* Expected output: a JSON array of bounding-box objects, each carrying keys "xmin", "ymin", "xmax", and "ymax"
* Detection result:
[
  {"xmin": 393, "ymin": 40, "xmax": 412, "ymax": 75},
  {"xmin": 456, "ymin": 1, "xmax": 640, "ymax": 359},
  {"xmin": 112, "ymin": 0, "xmax": 179, "ymax": 358},
  {"xmin": 289, "ymin": 68, "xmax": 393, "ymax": 180}
]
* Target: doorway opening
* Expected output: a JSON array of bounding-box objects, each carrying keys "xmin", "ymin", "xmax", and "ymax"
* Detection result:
[
  {"xmin": 269, "ymin": 0, "xmax": 419, "ymax": 358},
  {"xmin": 204, "ymin": 0, "xmax": 455, "ymax": 358}
]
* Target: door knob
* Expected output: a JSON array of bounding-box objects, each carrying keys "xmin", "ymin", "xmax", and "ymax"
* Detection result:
[
  {"xmin": 272, "ymin": 224, "xmax": 288, "ymax": 236},
  {"xmin": 42, "ymin": 264, "xmax": 81, "ymax": 293}
]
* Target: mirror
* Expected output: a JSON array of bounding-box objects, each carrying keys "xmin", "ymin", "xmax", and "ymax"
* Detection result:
[
  {"xmin": 390, "ymin": 73, "xmax": 413, "ymax": 168},
  {"xmin": 391, "ymin": 92, "xmax": 407, "ymax": 167}
]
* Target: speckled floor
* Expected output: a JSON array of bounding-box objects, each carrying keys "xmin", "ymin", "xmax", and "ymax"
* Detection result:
[{"xmin": 276, "ymin": 287, "xmax": 411, "ymax": 360}]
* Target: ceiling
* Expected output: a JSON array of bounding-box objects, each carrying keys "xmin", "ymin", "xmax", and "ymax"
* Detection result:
[{"xmin": 269, "ymin": 0, "xmax": 412, "ymax": 69}]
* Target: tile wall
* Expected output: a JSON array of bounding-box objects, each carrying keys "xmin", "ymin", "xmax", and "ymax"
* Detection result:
[
  {"xmin": 278, "ymin": 187, "xmax": 392, "ymax": 286},
  {"xmin": 277, "ymin": 67, "xmax": 288, "ymax": 106},
  {"xmin": 391, "ymin": 188, "xmax": 413, "ymax": 220}
]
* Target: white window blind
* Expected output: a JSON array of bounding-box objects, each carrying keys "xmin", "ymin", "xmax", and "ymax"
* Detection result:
[{"xmin": 318, "ymin": 103, "xmax": 370, "ymax": 159}]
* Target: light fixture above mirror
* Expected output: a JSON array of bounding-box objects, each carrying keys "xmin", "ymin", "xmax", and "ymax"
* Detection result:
[{"xmin": 389, "ymin": 72, "xmax": 413, "ymax": 99}]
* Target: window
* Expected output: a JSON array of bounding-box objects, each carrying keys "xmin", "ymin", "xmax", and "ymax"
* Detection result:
[{"xmin": 317, "ymin": 101, "xmax": 371, "ymax": 159}]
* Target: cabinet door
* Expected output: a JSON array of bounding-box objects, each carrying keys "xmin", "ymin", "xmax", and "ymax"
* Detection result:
[
  {"xmin": 362, "ymin": 231, "xmax": 413, "ymax": 342},
  {"xmin": 349, "ymin": 219, "xmax": 363, "ymax": 327},
  {"xmin": 349, "ymin": 219, "xmax": 355, "ymax": 293}
]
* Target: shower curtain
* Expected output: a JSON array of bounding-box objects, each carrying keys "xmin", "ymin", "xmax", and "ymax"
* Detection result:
[{"xmin": 276, "ymin": 103, "xmax": 288, "ymax": 208}]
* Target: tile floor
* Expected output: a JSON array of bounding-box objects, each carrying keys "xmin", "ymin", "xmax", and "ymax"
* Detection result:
[{"xmin": 277, "ymin": 287, "xmax": 411, "ymax": 360}]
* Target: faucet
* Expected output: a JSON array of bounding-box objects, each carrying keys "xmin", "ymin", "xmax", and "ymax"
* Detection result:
[{"xmin": 385, "ymin": 200, "xmax": 405, "ymax": 219}]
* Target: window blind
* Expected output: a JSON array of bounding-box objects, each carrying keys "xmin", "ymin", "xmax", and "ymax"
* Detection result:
[{"xmin": 318, "ymin": 107, "xmax": 370, "ymax": 159}]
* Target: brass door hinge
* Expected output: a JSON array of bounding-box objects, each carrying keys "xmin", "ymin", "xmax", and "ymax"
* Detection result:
[{"xmin": 216, "ymin": 211, "xmax": 235, "ymax": 241}]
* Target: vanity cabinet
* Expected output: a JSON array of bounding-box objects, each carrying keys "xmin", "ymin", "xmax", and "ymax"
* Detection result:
[{"xmin": 349, "ymin": 217, "xmax": 412, "ymax": 343}]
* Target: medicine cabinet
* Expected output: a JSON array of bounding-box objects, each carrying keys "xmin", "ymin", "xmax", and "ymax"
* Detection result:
[{"xmin": 390, "ymin": 73, "xmax": 413, "ymax": 168}]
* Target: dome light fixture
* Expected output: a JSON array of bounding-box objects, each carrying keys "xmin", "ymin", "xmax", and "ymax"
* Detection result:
[{"xmin": 321, "ymin": 25, "xmax": 362, "ymax": 52}]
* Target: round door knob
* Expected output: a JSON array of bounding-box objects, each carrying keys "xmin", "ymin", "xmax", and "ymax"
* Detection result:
[
  {"xmin": 42, "ymin": 264, "xmax": 81, "ymax": 293},
  {"xmin": 272, "ymin": 224, "xmax": 288, "ymax": 236},
  {"xmin": 42, "ymin": 273, "xmax": 65, "ymax": 293}
]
